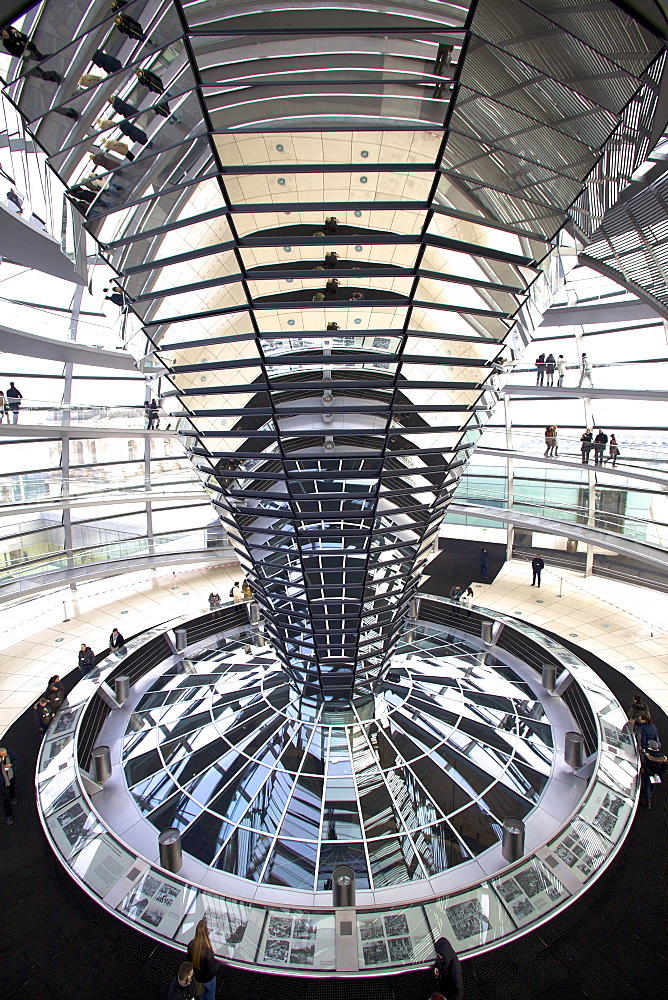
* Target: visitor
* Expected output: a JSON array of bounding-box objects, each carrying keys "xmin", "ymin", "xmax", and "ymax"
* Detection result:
[
  {"xmin": 148, "ymin": 399, "xmax": 160, "ymax": 429},
  {"xmin": 208, "ymin": 592, "xmax": 221, "ymax": 611},
  {"xmin": 639, "ymin": 740, "xmax": 667, "ymax": 810},
  {"xmin": 609, "ymin": 433, "xmax": 620, "ymax": 467},
  {"xmin": 0, "ymin": 747, "xmax": 18, "ymax": 826},
  {"xmin": 544, "ymin": 425, "xmax": 557, "ymax": 457},
  {"xmin": 104, "ymin": 286, "xmax": 127, "ymax": 308},
  {"xmin": 578, "ymin": 352, "xmax": 593, "ymax": 387},
  {"xmin": 432, "ymin": 936, "xmax": 464, "ymax": 1000},
  {"xmin": 167, "ymin": 961, "xmax": 196, "ymax": 1000},
  {"xmin": 0, "ymin": 389, "xmax": 8, "ymax": 423},
  {"xmin": 109, "ymin": 628, "xmax": 125, "ymax": 649},
  {"xmin": 545, "ymin": 353, "xmax": 556, "ymax": 387},
  {"xmin": 1, "ymin": 26, "xmax": 61, "ymax": 82},
  {"xmin": 6, "ymin": 188, "xmax": 23, "ymax": 213},
  {"xmin": 89, "ymin": 149, "xmax": 123, "ymax": 172},
  {"xmin": 325, "ymin": 277, "xmax": 340, "ymax": 298},
  {"xmin": 100, "ymin": 136, "xmax": 135, "ymax": 160},
  {"xmin": 557, "ymin": 354, "xmax": 566, "ymax": 387},
  {"xmin": 324, "ymin": 251, "xmax": 338, "ymax": 268},
  {"xmin": 34, "ymin": 697, "xmax": 52, "ymax": 737},
  {"xmin": 479, "ymin": 548, "xmax": 489, "ymax": 580},
  {"xmin": 628, "ymin": 694, "xmax": 648, "ymax": 723},
  {"xmin": 449, "ymin": 584, "xmax": 462, "ymax": 601},
  {"xmin": 91, "ymin": 49, "xmax": 122, "ymax": 75},
  {"xmin": 6, "ymin": 382, "xmax": 22, "ymax": 424},
  {"xmin": 115, "ymin": 12, "xmax": 146, "ymax": 41},
  {"xmin": 242, "ymin": 579, "xmax": 252, "ymax": 600},
  {"xmin": 187, "ymin": 919, "xmax": 219, "ymax": 1000},
  {"xmin": 535, "ymin": 352, "xmax": 546, "ymax": 386},
  {"xmin": 78, "ymin": 72, "xmax": 104, "ymax": 89},
  {"xmin": 232, "ymin": 582, "xmax": 244, "ymax": 602},
  {"xmin": 636, "ymin": 714, "xmax": 660, "ymax": 751},
  {"xmin": 109, "ymin": 94, "xmax": 141, "ymax": 119},
  {"xmin": 44, "ymin": 678, "xmax": 64, "ymax": 713},
  {"xmin": 594, "ymin": 429, "xmax": 608, "ymax": 466},
  {"xmin": 78, "ymin": 643, "xmax": 95, "ymax": 675},
  {"xmin": 580, "ymin": 428, "xmax": 593, "ymax": 464},
  {"xmin": 531, "ymin": 553, "xmax": 544, "ymax": 587},
  {"xmin": 324, "ymin": 216, "xmax": 338, "ymax": 234},
  {"xmin": 460, "ymin": 586, "xmax": 474, "ymax": 617},
  {"xmin": 136, "ymin": 67, "xmax": 165, "ymax": 94}
]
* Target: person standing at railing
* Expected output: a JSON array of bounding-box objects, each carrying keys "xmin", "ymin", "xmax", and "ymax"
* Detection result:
[
  {"xmin": 557, "ymin": 354, "xmax": 566, "ymax": 387},
  {"xmin": 0, "ymin": 390, "xmax": 8, "ymax": 424},
  {"xmin": 109, "ymin": 628, "xmax": 125, "ymax": 650},
  {"xmin": 6, "ymin": 382, "xmax": 22, "ymax": 424},
  {"xmin": 609, "ymin": 433, "xmax": 620, "ymax": 467},
  {"xmin": 580, "ymin": 428, "xmax": 593, "ymax": 464},
  {"xmin": 148, "ymin": 399, "xmax": 160, "ymax": 429},
  {"xmin": 78, "ymin": 643, "xmax": 95, "ymax": 676},
  {"xmin": 594, "ymin": 429, "xmax": 608, "ymax": 466},
  {"xmin": 545, "ymin": 353, "xmax": 556, "ymax": 387}
]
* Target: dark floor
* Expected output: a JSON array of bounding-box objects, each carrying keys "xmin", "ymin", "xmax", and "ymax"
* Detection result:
[
  {"xmin": 0, "ymin": 625, "xmax": 666, "ymax": 999},
  {"xmin": 422, "ymin": 538, "xmax": 507, "ymax": 598}
]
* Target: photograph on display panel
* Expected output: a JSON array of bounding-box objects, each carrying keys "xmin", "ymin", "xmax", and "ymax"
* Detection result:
[
  {"xmin": 258, "ymin": 911, "xmax": 336, "ymax": 970},
  {"xmin": 492, "ymin": 858, "xmax": 568, "ymax": 929}
]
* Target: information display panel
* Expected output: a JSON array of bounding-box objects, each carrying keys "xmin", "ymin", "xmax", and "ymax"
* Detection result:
[
  {"xmin": 492, "ymin": 858, "xmax": 568, "ymax": 928},
  {"xmin": 357, "ymin": 907, "xmax": 433, "ymax": 969}
]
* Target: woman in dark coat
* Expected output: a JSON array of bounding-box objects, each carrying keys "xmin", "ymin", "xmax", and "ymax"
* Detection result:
[{"xmin": 432, "ymin": 936, "xmax": 464, "ymax": 1000}]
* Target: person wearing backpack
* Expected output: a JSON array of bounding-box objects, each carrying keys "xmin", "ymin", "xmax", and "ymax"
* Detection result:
[
  {"xmin": 535, "ymin": 353, "xmax": 546, "ymax": 386},
  {"xmin": 432, "ymin": 936, "xmax": 464, "ymax": 1000}
]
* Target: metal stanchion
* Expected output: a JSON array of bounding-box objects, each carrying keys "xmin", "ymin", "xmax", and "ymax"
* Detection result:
[
  {"xmin": 158, "ymin": 828, "xmax": 183, "ymax": 873},
  {"xmin": 114, "ymin": 676, "xmax": 129, "ymax": 704},
  {"xmin": 332, "ymin": 866, "xmax": 356, "ymax": 908},
  {"xmin": 542, "ymin": 663, "xmax": 557, "ymax": 693},
  {"xmin": 174, "ymin": 628, "xmax": 187, "ymax": 652},
  {"xmin": 502, "ymin": 818, "xmax": 525, "ymax": 862},
  {"xmin": 565, "ymin": 731, "xmax": 585, "ymax": 769},
  {"xmin": 91, "ymin": 745, "xmax": 112, "ymax": 784}
]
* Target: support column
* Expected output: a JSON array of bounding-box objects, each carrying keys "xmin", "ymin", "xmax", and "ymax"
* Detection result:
[
  {"xmin": 62, "ymin": 285, "xmax": 84, "ymax": 592},
  {"xmin": 504, "ymin": 395, "xmax": 515, "ymax": 560}
]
